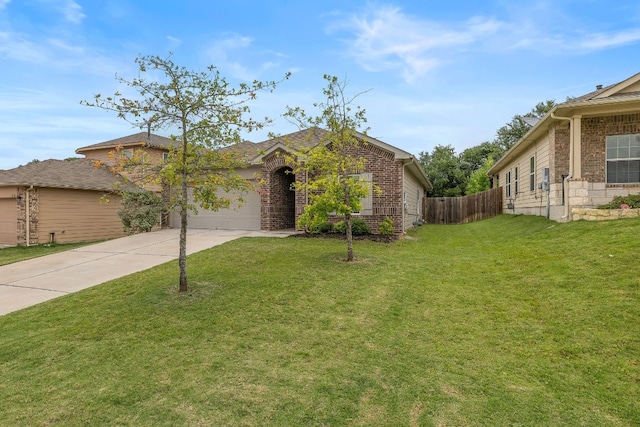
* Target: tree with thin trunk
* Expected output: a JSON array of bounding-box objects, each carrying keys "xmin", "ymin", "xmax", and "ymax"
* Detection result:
[
  {"xmin": 283, "ymin": 75, "xmax": 374, "ymax": 262},
  {"xmin": 83, "ymin": 54, "xmax": 289, "ymax": 291}
]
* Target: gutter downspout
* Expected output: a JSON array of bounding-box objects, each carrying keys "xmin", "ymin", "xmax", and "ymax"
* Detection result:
[
  {"xmin": 551, "ymin": 112, "xmax": 573, "ymax": 220},
  {"xmin": 401, "ymin": 160, "xmax": 407, "ymax": 233},
  {"xmin": 25, "ymin": 185, "xmax": 33, "ymax": 246}
]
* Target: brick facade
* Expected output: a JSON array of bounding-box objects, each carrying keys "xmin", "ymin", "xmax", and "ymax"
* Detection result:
[
  {"xmin": 549, "ymin": 125, "xmax": 570, "ymax": 184},
  {"xmin": 260, "ymin": 143, "xmax": 406, "ymax": 235},
  {"xmin": 581, "ymin": 113, "xmax": 640, "ymax": 182},
  {"xmin": 261, "ymin": 151, "xmax": 298, "ymax": 231}
]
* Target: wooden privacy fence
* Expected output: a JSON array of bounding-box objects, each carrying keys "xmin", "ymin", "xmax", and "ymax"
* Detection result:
[{"xmin": 423, "ymin": 187, "xmax": 503, "ymax": 224}]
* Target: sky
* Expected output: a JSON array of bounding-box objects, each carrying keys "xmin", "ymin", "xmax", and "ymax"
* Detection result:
[{"xmin": 1, "ymin": 0, "xmax": 640, "ymax": 169}]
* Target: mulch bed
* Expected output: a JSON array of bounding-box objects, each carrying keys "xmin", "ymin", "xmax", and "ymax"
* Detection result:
[{"xmin": 288, "ymin": 232, "xmax": 397, "ymax": 243}]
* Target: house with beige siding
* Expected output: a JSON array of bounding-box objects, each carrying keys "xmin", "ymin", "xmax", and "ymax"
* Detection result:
[
  {"xmin": 0, "ymin": 159, "xmax": 132, "ymax": 246},
  {"xmin": 76, "ymin": 131, "xmax": 179, "ymax": 193},
  {"xmin": 488, "ymin": 72, "xmax": 640, "ymax": 221},
  {"xmin": 76, "ymin": 131, "xmax": 178, "ymax": 167}
]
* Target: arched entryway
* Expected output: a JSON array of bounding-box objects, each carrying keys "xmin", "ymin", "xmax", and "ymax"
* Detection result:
[{"xmin": 268, "ymin": 166, "xmax": 296, "ymax": 230}]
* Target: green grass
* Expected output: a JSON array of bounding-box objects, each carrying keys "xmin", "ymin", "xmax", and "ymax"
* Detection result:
[
  {"xmin": 0, "ymin": 215, "xmax": 638, "ymax": 426},
  {"xmin": 0, "ymin": 242, "xmax": 96, "ymax": 266}
]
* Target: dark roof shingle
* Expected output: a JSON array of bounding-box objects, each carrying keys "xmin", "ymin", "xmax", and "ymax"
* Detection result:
[
  {"xmin": 75, "ymin": 132, "xmax": 178, "ymax": 153},
  {"xmin": 0, "ymin": 159, "xmax": 131, "ymax": 191}
]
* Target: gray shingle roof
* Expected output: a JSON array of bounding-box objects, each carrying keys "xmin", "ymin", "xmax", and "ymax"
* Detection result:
[
  {"xmin": 75, "ymin": 132, "xmax": 178, "ymax": 154},
  {"xmin": 0, "ymin": 159, "xmax": 131, "ymax": 191},
  {"xmin": 218, "ymin": 128, "xmax": 331, "ymax": 160}
]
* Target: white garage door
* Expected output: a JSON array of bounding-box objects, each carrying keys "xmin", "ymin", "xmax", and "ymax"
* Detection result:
[
  {"xmin": 174, "ymin": 186, "xmax": 261, "ymax": 231},
  {"xmin": 0, "ymin": 199, "xmax": 18, "ymax": 245}
]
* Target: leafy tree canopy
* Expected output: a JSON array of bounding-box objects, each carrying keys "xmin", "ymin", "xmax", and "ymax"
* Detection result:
[
  {"xmin": 83, "ymin": 54, "xmax": 289, "ymax": 291},
  {"xmin": 494, "ymin": 100, "xmax": 556, "ymax": 152},
  {"xmin": 418, "ymin": 145, "xmax": 467, "ymax": 197},
  {"xmin": 420, "ymin": 99, "xmax": 556, "ymax": 197}
]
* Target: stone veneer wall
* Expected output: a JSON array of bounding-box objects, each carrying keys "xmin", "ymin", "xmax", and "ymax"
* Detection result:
[
  {"xmin": 16, "ymin": 186, "xmax": 39, "ymax": 245},
  {"xmin": 572, "ymin": 207, "xmax": 640, "ymax": 221}
]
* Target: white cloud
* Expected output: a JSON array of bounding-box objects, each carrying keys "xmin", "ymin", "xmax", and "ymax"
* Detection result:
[
  {"xmin": 330, "ymin": 3, "xmax": 640, "ymax": 83},
  {"xmin": 58, "ymin": 0, "xmax": 85, "ymax": 24},
  {"xmin": 578, "ymin": 28, "xmax": 640, "ymax": 51},
  {"xmin": 331, "ymin": 5, "xmax": 502, "ymax": 83},
  {"xmin": 166, "ymin": 35, "xmax": 182, "ymax": 50},
  {"xmin": 205, "ymin": 34, "xmax": 282, "ymax": 81},
  {"xmin": 0, "ymin": 0, "xmax": 10, "ymax": 10},
  {"xmin": 0, "ymin": 28, "xmax": 125, "ymax": 78},
  {"xmin": 0, "ymin": 31, "xmax": 49, "ymax": 62}
]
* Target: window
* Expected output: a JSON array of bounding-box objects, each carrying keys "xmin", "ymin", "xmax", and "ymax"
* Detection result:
[
  {"xmin": 607, "ymin": 134, "xmax": 640, "ymax": 183},
  {"xmin": 162, "ymin": 152, "xmax": 169, "ymax": 162},
  {"xmin": 514, "ymin": 166, "xmax": 519, "ymax": 194},
  {"xmin": 505, "ymin": 171, "xmax": 511, "ymax": 198},
  {"xmin": 348, "ymin": 173, "xmax": 373, "ymax": 215},
  {"xmin": 122, "ymin": 149, "xmax": 133, "ymax": 158},
  {"xmin": 529, "ymin": 156, "xmax": 535, "ymax": 191},
  {"xmin": 417, "ymin": 188, "xmax": 421, "ymax": 215}
]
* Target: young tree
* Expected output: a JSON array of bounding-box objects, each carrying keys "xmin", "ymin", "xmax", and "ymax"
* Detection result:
[
  {"xmin": 83, "ymin": 54, "xmax": 289, "ymax": 291},
  {"xmin": 283, "ymin": 75, "xmax": 373, "ymax": 262},
  {"xmin": 466, "ymin": 157, "xmax": 494, "ymax": 194}
]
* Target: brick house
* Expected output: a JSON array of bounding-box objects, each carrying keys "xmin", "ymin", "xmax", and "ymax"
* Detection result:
[
  {"xmin": 488, "ymin": 72, "xmax": 640, "ymax": 221},
  {"xmin": 0, "ymin": 128, "xmax": 427, "ymax": 245},
  {"xmin": 174, "ymin": 128, "xmax": 432, "ymax": 235}
]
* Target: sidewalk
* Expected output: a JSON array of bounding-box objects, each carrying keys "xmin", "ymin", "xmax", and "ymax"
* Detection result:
[{"xmin": 0, "ymin": 228, "xmax": 292, "ymax": 316}]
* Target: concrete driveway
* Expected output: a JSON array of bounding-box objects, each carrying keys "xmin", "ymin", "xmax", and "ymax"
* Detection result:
[{"xmin": 0, "ymin": 228, "xmax": 292, "ymax": 316}]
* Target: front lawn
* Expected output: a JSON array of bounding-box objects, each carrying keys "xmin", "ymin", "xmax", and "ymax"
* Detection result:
[
  {"xmin": 0, "ymin": 215, "xmax": 638, "ymax": 426},
  {"xmin": 0, "ymin": 242, "xmax": 96, "ymax": 266}
]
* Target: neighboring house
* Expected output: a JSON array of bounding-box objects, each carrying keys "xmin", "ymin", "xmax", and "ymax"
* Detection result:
[
  {"xmin": 76, "ymin": 131, "xmax": 178, "ymax": 167},
  {"xmin": 0, "ymin": 159, "xmax": 131, "ymax": 246},
  {"xmin": 175, "ymin": 127, "xmax": 432, "ymax": 235},
  {"xmin": 488, "ymin": 72, "xmax": 640, "ymax": 221},
  {"xmin": 76, "ymin": 131, "xmax": 179, "ymax": 193}
]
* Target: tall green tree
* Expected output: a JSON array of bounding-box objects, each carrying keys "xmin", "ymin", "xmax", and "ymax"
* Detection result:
[
  {"xmin": 419, "ymin": 145, "xmax": 467, "ymax": 197},
  {"xmin": 283, "ymin": 75, "xmax": 373, "ymax": 262},
  {"xmin": 459, "ymin": 141, "xmax": 502, "ymax": 176},
  {"xmin": 494, "ymin": 100, "xmax": 556, "ymax": 152},
  {"xmin": 83, "ymin": 54, "xmax": 289, "ymax": 292}
]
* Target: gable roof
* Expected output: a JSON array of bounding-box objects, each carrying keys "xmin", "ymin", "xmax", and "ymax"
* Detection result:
[
  {"xmin": 248, "ymin": 127, "xmax": 432, "ymax": 189},
  {"xmin": 75, "ymin": 132, "xmax": 178, "ymax": 154},
  {"xmin": 489, "ymin": 72, "xmax": 640, "ymax": 175},
  {"xmin": 249, "ymin": 127, "xmax": 420, "ymax": 162},
  {"xmin": 0, "ymin": 159, "xmax": 131, "ymax": 192}
]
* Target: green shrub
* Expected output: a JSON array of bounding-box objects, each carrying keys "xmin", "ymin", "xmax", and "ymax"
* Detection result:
[
  {"xmin": 335, "ymin": 218, "xmax": 371, "ymax": 235},
  {"xmin": 597, "ymin": 194, "xmax": 640, "ymax": 209},
  {"xmin": 310, "ymin": 221, "xmax": 334, "ymax": 234},
  {"xmin": 378, "ymin": 217, "xmax": 395, "ymax": 236},
  {"xmin": 118, "ymin": 189, "xmax": 165, "ymax": 234}
]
